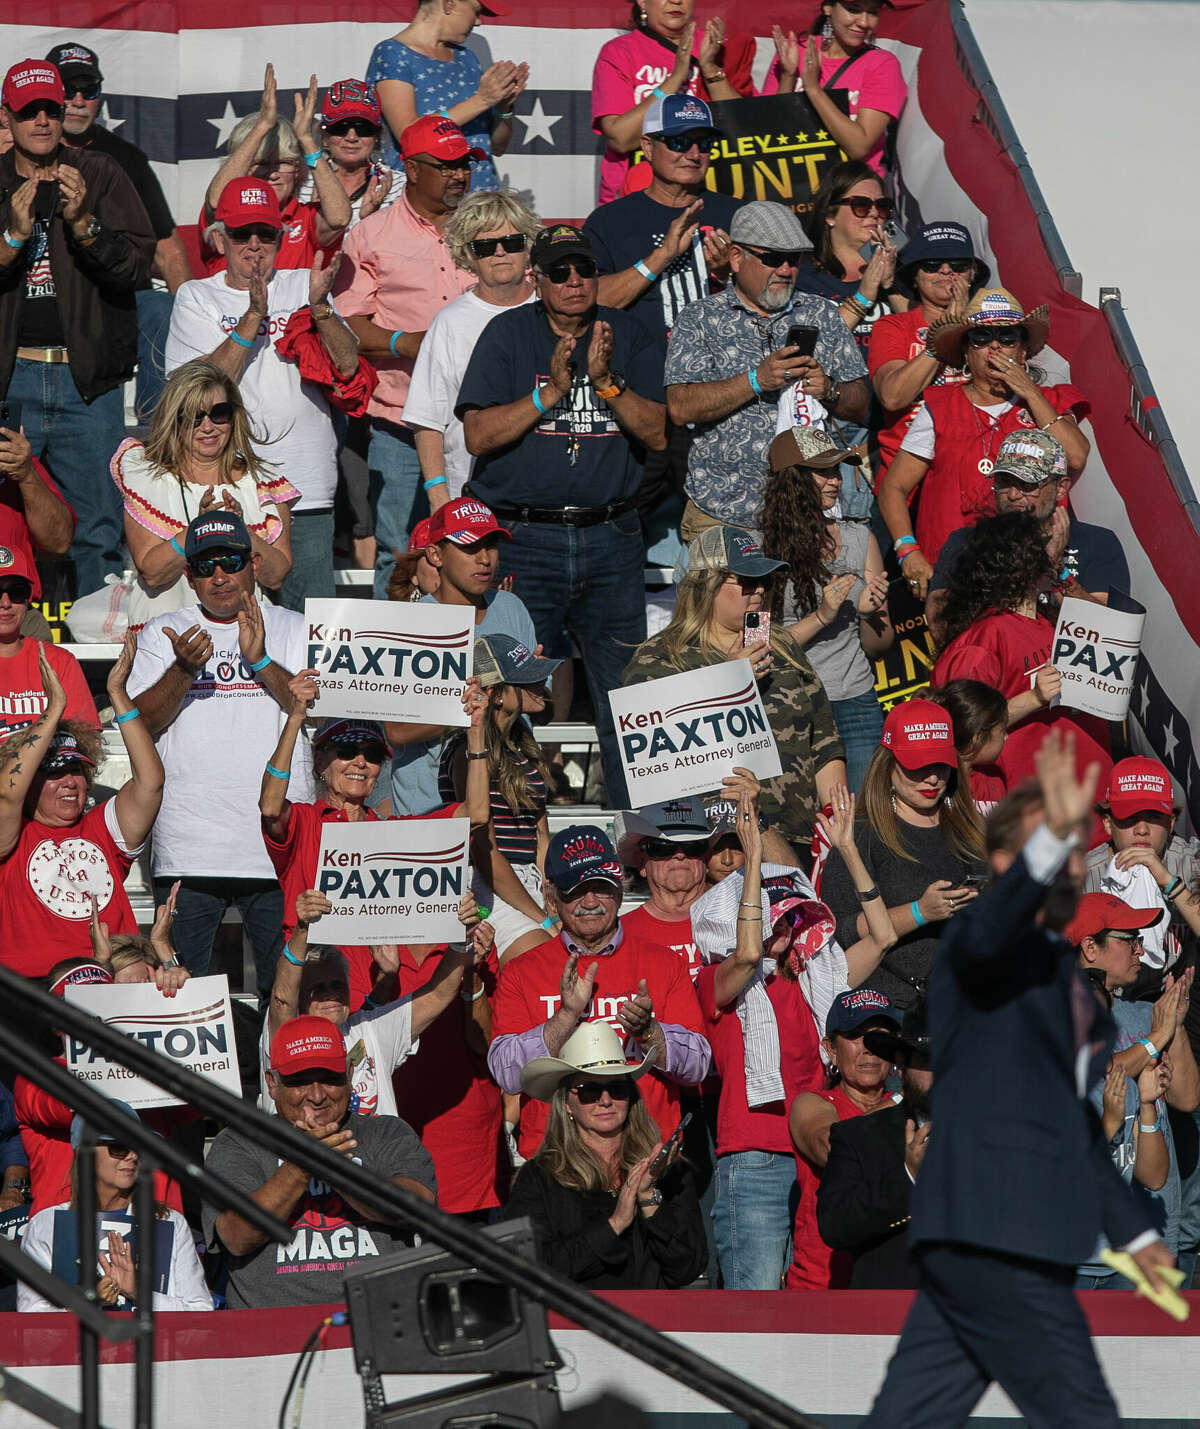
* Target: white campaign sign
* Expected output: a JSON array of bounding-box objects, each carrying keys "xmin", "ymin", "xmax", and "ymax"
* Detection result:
[
  {"xmin": 608, "ymin": 660, "xmax": 783, "ymax": 805},
  {"xmin": 63, "ymin": 976, "xmax": 241, "ymax": 1110},
  {"xmin": 304, "ymin": 598, "xmax": 472, "ymax": 725},
  {"xmin": 315, "ymin": 817, "xmax": 471, "ymax": 945},
  {"xmin": 1051, "ymin": 595, "xmax": 1146, "ymax": 721}
]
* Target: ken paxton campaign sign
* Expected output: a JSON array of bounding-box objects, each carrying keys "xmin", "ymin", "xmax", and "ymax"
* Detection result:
[
  {"xmin": 315, "ymin": 817, "xmax": 470, "ymax": 944},
  {"xmin": 305, "ymin": 598, "xmax": 473, "ymax": 725},
  {"xmin": 1051, "ymin": 593, "xmax": 1146, "ymax": 721},
  {"xmin": 63, "ymin": 976, "xmax": 241, "ymax": 1109},
  {"xmin": 609, "ymin": 661, "xmax": 782, "ymax": 805}
]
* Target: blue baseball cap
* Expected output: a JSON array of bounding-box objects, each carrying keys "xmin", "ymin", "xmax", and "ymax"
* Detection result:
[
  {"xmin": 825, "ymin": 987, "xmax": 901, "ymax": 1040},
  {"xmin": 898, "ymin": 221, "xmax": 990, "ymax": 286},
  {"xmin": 642, "ymin": 93, "xmax": 720, "ymax": 140},
  {"xmin": 545, "ymin": 825, "xmax": 624, "ymax": 896},
  {"xmin": 70, "ymin": 1099, "xmax": 140, "ymax": 1151}
]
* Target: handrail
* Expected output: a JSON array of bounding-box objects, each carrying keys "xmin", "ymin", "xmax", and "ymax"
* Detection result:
[{"xmin": 0, "ymin": 965, "xmax": 824, "ymax": 1429}]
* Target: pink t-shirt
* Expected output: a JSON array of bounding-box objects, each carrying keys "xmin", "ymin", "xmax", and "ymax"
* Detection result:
[{"xmin": 761, "ymin": 46, "xmax": 906, "ymax": 175}]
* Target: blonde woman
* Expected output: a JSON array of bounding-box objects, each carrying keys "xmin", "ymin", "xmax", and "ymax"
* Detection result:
[{"xmin": 112, "ymin": 360, "xmax": 297, "ymax": 620}]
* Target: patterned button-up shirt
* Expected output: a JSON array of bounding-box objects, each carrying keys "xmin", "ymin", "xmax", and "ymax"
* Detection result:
[{"xmin": 664, "ymin": 285, "xmax": 867, "ymax": 527}]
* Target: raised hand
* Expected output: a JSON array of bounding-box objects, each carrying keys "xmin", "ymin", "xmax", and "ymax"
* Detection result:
[
  {"xmin": 149, "ymin": 879, "xmax": 180, "ymax": 951},
  {"xmin": 559, "ymin": 949, "xmax": 598, "ymax": 1019},
  {"xmin": 772, "ymin": 25, "xmax": 801, "ymax": 76},
  {"xmin": 671, "ymin": 22, "xmax": 696, "ymax": 78},
  {"xmin": 105, "ymin": 631, "xmax": 138, "ymax": 704},
  {"xmin": 661, "ymin": 199, "xmax": 703, "ymax": 265},
  {"xmin": 800, "ymin": 34, "xmax": 822, "ymax": 92},
  {"xmin": 904, "ymin": 1118, "xmax": 931, "ymax": 1179},
  {"xmin": 164, "ymin": 623, "xmax": 213, "ymax": 678},
  {"xmin": 359, "ymin": 168, "xmax": 390, "ymax": 220},
  {"xmin": 1034, "ymin": 727, "xmax": 1100, "ymax": 839},
  {"xmin": 546, "ymin": 334, "xmax": 575, "ymax": 405},
  {"xmin": 586, "ymin": 320, "xmax": 615, "ymax": 387},
  {"xmin": 246, "ymin": 259, "xmax": 269, "ymax": 321},
  {"xmin": 89, "ymin": 893, "xmax": 113, "ymax": 965},
  {"xmin": 815, "ymin": 785, "xmax": 855, "ymax": 852},
  {"xmin": 295, "ymin": 888, "xmax": 331, "ymax": 927},
  {"xmin": 609, "ymin": 1154, "xmax": 653, "ymax": 1234},
  {"xmin": 309, "ymin": 249, "xmax": 341, "ymax": 307},
  {"xmin": 56, "ymin": 163, "xmax": 89, "ymax": 226},
  {"xmin": 1044, "ymin": 505, "xmax": 1070, "ymax": 567},
  {"xmin": 258, "ymin": 63, "xmax": 278, "ymax": 130},
  {"xmin": 733, "ymin": 786, "xmax": 763, "ymax": 861},
  {"xmin": 699, "ymin": 16, "xmax": 725, "ymax": 68},
  {"xmin": 293, "ymin": 73, "xmax": 319, "ymax": 145},
  {"xmin": 1031, "ymin": 663, "xmax": 1061, "ymax": 708},
  {"xmin": 7, "ymin": 176, "xmax": 37, "ymax": 244},
  {"xmin": 236, "ymin": 589, "xmax": 266, "ymax": 667},
  {"xmin": 818, "ymin": 572, "xmax": 856, "ymax": 625},
  {"xmin": 286, "ymin": 667, "xmax": 320, "ymax": 718},
  {"xmin": 857, "ymin": 569, "xmax": 889, "ymax": 615},
  {"xmin": 97, "ymin": 1231, "xmax": 136, "ymax": 1300},
  {"xmin": 37, "ymin": 642, "xmax": 68, "ymax": 719},
  {"xmin": 616, "ymin": 977, "xmax": 654, "ymax": 1039}
]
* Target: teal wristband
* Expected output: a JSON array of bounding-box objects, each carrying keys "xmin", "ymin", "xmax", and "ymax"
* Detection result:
[
  {"xmin": 1138, "ymin": 1117, "xmax": 1162, "ymax": 1135},
  {"xmin": 853, "ymin": 290, "xmax": 872, "ymax": 310},
  {"xmin": 303, "ymin": 151, "xmax": 320, "ymax": 169},
  {"xmin": 634, "ymin": 260, "xmax": 657, "ymax": 283},
  {"xmin": 249, "ymin": 654, "xmax": 271, "ymax": 672},
  {"xmin": 3, "ymin": 231, "xmax": 24, "ymax": 250},
  {"xmin": 169, "ymin": 535, "xmax": 185, "ymax": 557},
  {"xmin": 388, "ymin": 330, "xmax": 404, "ymax": 357},
  {"xmin": 893, "ymin": 534, "xmax": 916, "ymax": 551},
  {"xmin": 438, "ymin": 108, "xmax": 451, "ymax": 118},
  {"xmin": 281, "ymin": 942, "xmax": 304, "ymax": 967},
  {"xmin": 540, "ymin": 915, "xmax": 555, "ymax": 931},
  {"xmin": 114, "ymin": 708, "xmax": 140, "ymax": 725},
  {"xmin": 423, "ymin": 475, "xmax": 447, "ymax": 491},
  {"xmin": 531, "ymin": 386, "xmax": 547, "ymax": 415},
  {"xmin": 265, "ymin": 762, "xmax": 289, "ymax": 780},
  {"xmin": 747, "ymin": 368, "xmax": 763, "ymax": 397},
  {"xmin": 909, "ymin": 899, "xmax": 927, "ymax": 928},
  {"xmin": 228, "ymin": 329, "xmax": 254, "ymax": 348},
  {"xmin": 651, "ymin": 87, "xmax": 667, "ymax": 100}
]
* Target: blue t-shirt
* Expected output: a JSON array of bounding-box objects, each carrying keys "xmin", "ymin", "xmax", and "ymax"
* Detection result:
[
  {"xmin": 388, "ymin": 589, "xmax": 538, "ymax": 815},
  {"xmin": 931, "ymin": 515, "xmax": 1131, "ymax": 600},
  {"xmin": 367, "ymin": 38, "xmax": 499, "ymax": 191}
]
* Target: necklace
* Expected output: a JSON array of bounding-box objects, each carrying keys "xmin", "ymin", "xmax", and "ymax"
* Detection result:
[{"xmin": 965, "ymin": 387, "xmax": 1004, "ymax": 476}]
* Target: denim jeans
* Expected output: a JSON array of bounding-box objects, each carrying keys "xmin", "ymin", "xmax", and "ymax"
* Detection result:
[
  {"xmin": 1170, "ymin": 1104, "xmax": 1200, "ymax": 1286},
  {"xmin": 500, "ymin": 511, "xmax": 646, "ymax": 808},
  {"xmin": 368, "ymin": 418, "xmax": 427, "ymax": 598},
  {"xmin": 134, "ymin": 288, "xmax": 174, "ymax": 422},
  {"xmin": 712, "ymin": 1148, "xmax": 798, "ymax": 1289},
  {"xmin": 155, "ymin": 876, "xmax": 283, "ymax": 1006},
  {"xmin": 831, "ymin": 688, "xmax": 885, "ymax": 794},
  {"xmin": 276, "ymin": 508, "xmax": 335, "ymax": 612},
  {"xmin": 6, "ymin": 358, "xmax": 126, "ymax": 596}
]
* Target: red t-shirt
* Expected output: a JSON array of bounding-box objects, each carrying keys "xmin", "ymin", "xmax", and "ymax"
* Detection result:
[
  {"xmin": 491, "ymin": 930, "xmax": 705, "ymax": 1159},
  {"xmin": 199, "ymin": 196, "xmax": 335, "ymax": 276},
  {"xmin": 0, "ymin": 460, "xmax": 74, "ymax": 600},
  {"xmin": 867, "ymin": 307, "xmax": 967, "ymax": 480},
  {"xmin": 0, "ymin": 638, "xmax": 98, "ymax": 737},
  {"xmin": 694, "ymin": 963, "xmax": 824, "ymax": 1156},
  {"xmin": 263, "ymin": 799, "xmax": 459, "ymax": 1014},
  {"xmin": 390, "ymin": 944, "xmax": 503, "ymax": 1214},
  {"xmin": 786, "ymin": 1083, "xmax": 875, "ymax": 1290},
  {"xmin": 620, "ymin": 904, "xmax": 702, "ymax": 979},
  {"xmin": 0, "ymin": 803, "xmax": 137, "ymax": 977}
]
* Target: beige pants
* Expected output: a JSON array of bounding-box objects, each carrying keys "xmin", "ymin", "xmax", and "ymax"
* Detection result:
[{"xmin": 679, "ymin": 500, "xmax": 753, "ymax": 546}]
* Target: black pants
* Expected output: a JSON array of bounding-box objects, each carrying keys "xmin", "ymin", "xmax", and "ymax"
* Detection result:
[{"xmin": 864, "ymin": 1242, "xmax": 1121, "ymax": 1429}]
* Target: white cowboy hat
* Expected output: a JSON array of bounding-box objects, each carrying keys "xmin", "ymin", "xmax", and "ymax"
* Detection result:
[{"xmin": 519, "ymin": 1021, "xmax": 656, "ymax": 1103}]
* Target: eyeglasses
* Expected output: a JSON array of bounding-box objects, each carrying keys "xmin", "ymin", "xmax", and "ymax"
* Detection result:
[
  {"xmin": 66, "ymin": 83, "xmax": 102, "ymax": 102},
  {"xmin": 723, "ymin": 574, "xmax": 767, "ymax": 593},
  {"xmin": 834, "ymin": 195, "xmax": 894, "ymax": 218},
  {"xmin": 965, "ymin": 326, "xmax": 1024, "ymax": 348},
  {"xmin": 569, "ymin": 1078, "xmax": 633, "ymax": 1103},
  {"xmin": 1103, "ymin": 931, "xmax": 1145, "ymax": 948},
  {"xmin": 408, "ymin": 155, "xmax": 473, "ymax": 174},
  {"xmin": 641, "ymin": 837, "xmax": 711, "ymax": 859},
  {"xmin": 188, "ymin": 552, "xmax": 249, "ymax": 577},
  {"xmin": 101, "ymin": 1144, "xmax": 136, "ymax": 1160},
  {"xmin": 250, "ymin": 160, "xmax": 299, "ymax": 178},
  {"xmin": 653, "ymin": 130, "xmax": 717, "ymax": 153},
  {"xmin": 327, "ymin": 741, "xmax": 387, "ymax": 763},
  {"xmin": 470, "ymin": 233, "xmax": 527, "ymax": 258},
  {"xmin": 917, "ymin": 258, "xmax": 973, "ymax": 274},
  {"xmin": 540, "ymin": 258, "xmax": 597, "ymax": 283},
  {"xmin": 191, "ymin": 402, "xmax": 234, "ymax": 428},
  {"xmin": 225, "ymin": 224, "xmax": 282, "ymax": 245},
  {"xmin": 739, "ymin": 246, "xmax": 804, "ymax": 268},
  {"xmin": 324, "ymin": 118, "xmax": 380, "ymax": 138},
  {"xmin": 14, "ymin": 101, "xmax": 64, "ymax": 122}
]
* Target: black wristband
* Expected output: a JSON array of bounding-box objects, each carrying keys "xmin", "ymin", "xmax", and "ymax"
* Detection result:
[{"xmin": 855, "ymin": 885, "xmax": 882, "ymax": 904}]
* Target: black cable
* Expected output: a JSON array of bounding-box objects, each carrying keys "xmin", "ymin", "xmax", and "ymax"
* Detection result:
[{"xmin": 277, "ymin": 1321, "xmax": 324, "ymax": 1429}]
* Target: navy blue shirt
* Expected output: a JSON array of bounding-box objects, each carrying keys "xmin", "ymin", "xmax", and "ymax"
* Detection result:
[
  {"xmin": 456, "ymin": 302, "xmax": 664, "ymax": 508},
  {"xmin": 931, "ymin": 513, "xmax": 1130, "ymax": 599}
]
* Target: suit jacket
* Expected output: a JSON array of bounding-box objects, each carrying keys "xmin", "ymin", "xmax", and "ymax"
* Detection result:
[
  {"xmin": 818, "ymin": 1100, "xmax": 917, "ymax": 1288},
  {"xmin": 909, "ymin": 832, "xmax": 1151, "ymax": 1265}
]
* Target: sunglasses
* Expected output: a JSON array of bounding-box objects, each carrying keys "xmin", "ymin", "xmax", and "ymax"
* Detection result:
[
  {"xmin": 188, "ymin": 552, "xmax": 249, "ymax": 577},
  {"xmin": 15, "ymin": 101, "xmax": 64, "ymax": 122},
  {"xmin": 225, "ymin": 224, "xmax": 282, "ymax": 244},
  {"xmin": 654, "ymin": 130, "xmax": 717, "ymax": 153},
  {"xmin": 917, "ymin": 258, "xmax": 973, "ymax": 274},
  {"xmin": 835, "ymin": 195, "xmax": 894, "ymax": 218},
  {"xmin": 327, "ymin": 740, "xmax": 387, "ymax": 763},
  {"xmin": 1103, "ymin": 931, "xmax": 1145, "ymax": 947},
  {"xmin": 540, "ymin": 258, "xmax": 597, "ymax": 283},
  {"xmin": 569, "ymin": 1078, "xmax": 633, "ymax": 1103},
  {"xmin": 101, "ymin": 1144, "xmax": 136, "ymax": 1160},
  {"xmin": 966, "ymin": 326, "xmax": 1025, "ymax": 348},
  {"xmin": 641, "ymin": 837, "xmax": 711, "ymax": 859},
  {"xmin": 191, "ymin": 402, "xmax": 234, "ymax": 428},
  {"xmin": 470, "ymin": 232, "xmax": 527, "ymax": 258},
  {"xmin": 66, "ymin": 83, "xmax": 102, "ymax": 102},
  {"xmin": 739, "ymin": 245, "xmax": 804, "ymax": 268},
  {"xmin": 250, "ymin": 160, "xmax": 299, "ymax": 177},
  {"xmin": 724, "ymin": 574, "xmax": 767, "ymax": 592},
  {"xmin": 324, "ymin": 118, "xmax": 379, "ymax": 138},
  {"xmin": 409, "ymin": 156, "xmax": 473, "ymax": 174},
  {"xmin": 0, "ymin": 580, "xmax": 31, "ymax": 603}
]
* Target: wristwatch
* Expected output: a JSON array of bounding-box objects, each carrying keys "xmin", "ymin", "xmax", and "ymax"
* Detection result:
[
  {"xmin": 594, "ymin": 371, "xmax": 627, "ymax": 401},
  {"xmin": 309, "ymin": 302, "xmax": 334, "ymax": 322},
  {"xmin": 77, "ymin": 215, "xmax": 101, "ymax": 243}
]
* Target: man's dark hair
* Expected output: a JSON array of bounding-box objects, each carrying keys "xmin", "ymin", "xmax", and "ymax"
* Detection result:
[{"xmin": 985, "ymin": 779, "xmax": 1043, "ymax": 857}]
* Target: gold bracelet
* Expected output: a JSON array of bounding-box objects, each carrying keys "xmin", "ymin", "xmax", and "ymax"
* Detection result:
[{"xmin": 703, "ymin": 69, "xmax": 726, "ymax": 84}]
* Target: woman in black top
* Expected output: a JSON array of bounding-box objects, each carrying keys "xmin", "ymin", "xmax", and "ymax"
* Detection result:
[
  {"xmin": 504, "ymin": 1022, "xmax": 705, "ymax": 1290},
  {"xmin": 820, "ymin": 696, "xmax": 986, "ymax": 1009}
]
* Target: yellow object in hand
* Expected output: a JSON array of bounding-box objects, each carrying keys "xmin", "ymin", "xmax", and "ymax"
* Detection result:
[{"xmin": 1099, "ymin": 1249, "xmax": 1189, "ymax": 1322}]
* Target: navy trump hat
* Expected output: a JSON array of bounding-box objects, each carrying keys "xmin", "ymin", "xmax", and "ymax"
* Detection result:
[
  {"xmin": 545, "ymin": 825, "xmax": 624, "ymax": 896},
  {"xmin": 825, "ymin": 987, "xmax": 901, "ymax": 1040},
  {"xmin": 184, "ymin": 511, "xmax": 252, "ymax": 559}
]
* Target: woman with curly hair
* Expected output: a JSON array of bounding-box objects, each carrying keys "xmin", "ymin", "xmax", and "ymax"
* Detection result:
[
  {"xmin": 930, "ymin": 511, "xmax": 1111, "ymax": 798},
  {"xmin": 762, "ymin": 427, "xmax": 892, "ymax": 792}
]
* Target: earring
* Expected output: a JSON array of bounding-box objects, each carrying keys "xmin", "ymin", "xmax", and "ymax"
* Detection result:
[
  {"xmin": 639, "ymin": 8, "xmax": 648, "ymax": 23},
  {"xmin": 822, "ymin": 17, "xmax": 834, "ymax": 41}
]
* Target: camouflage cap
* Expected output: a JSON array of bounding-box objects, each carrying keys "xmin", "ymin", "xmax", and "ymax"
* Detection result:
[{"xmin": 992, "ymin": 429, "xmax": 1068, "ymax": 486}]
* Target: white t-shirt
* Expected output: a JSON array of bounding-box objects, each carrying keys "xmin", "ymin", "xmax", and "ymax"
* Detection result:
[
  {"xmin": 128, "ymin": 599, "xmax": 316, "ymax": 878},
  {"xmin": 773, "ymin": 384, "xmax": 830, "ymax": 436},
  {"xmin": 164, "ymin": 268, "xmax": 342, "ymax": 511},
  {"xmin": 258, "ymin": 997, "xmax": 417, "ymax": 1117},
  {"xmin": 402, "ymin": 289, "xmax": 536, "ymax": 499},
  {"xmin": 900, "ymin": 397, "xmax": 1013, "ymax": 462}
]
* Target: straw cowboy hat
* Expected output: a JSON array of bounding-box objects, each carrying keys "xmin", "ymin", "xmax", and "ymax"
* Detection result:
[
  {"xmin": 925, "ymin": 286, "xmax": 1050, "ymax": 366},
  {"xmin": 519, "ymin": 1021, "xmax": 656, "ymax": 1102}
]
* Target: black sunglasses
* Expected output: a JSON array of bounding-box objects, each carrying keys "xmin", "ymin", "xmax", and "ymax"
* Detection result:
[
  {"xmin": 327, "ymin": 739, "xmax": 387, "ymax": 762},
  {"xmin": 0, "ymin": 579, "xmax": 31, "ymax": 603},
  {"xmin": 191, "ymin": 402, "xmax": 234, "ymax": 428},
  {"xmin": 569, "ymin": 1078, "xmax": 633, "ymax": 1103},
  {"xmin": 641, "ymin": 836, "xmax": 711, "ymax": 859},
  {"xmin": 835, "ymin": 195, "xmax": 894, "ymax": 218},
  {"xmin": 740, "ymin": 245, "xmax": 804, "ymax": 268},
  {"xmin": 15, "ymin": 101, "xmax": 64, "ymax": 122},
  {"xmin": 966, "ymin": 326, "xmax": 1024, "ymax": 348},
  {"xmin": 409, "ymin": 155, "xmax": 473, "ymax": 174},
  {"xmin": 653, "ymin": 130, "xmax": 717, "ymax": 153},
  {"xmin": 917, "ymin": 258, "xmax": 973, "ymax": 274},
  {"xmin": 66, "ymin": 83, "xmax": 102, "ymax": 102},
  {"xmin": 101, "ymin": 1144, "xmax": 135, "ymax": 1160},
  {"xmin": 225, "ymin": 224, "xmax": 282, "ymax": 244},
  {"xmin": 188, "ymin": 552, "xmax": 249, "ymax": 577},
  {"xmin": 470, "ymin": 232, "xmax": 527, "ymax": 258},
  {"xmin": 324, "ymin": 118, "xmax": 379, "ymax": 138},
  {"xmin": 540, "ymin": 257, "xmax": 597, "ymax": 283}
]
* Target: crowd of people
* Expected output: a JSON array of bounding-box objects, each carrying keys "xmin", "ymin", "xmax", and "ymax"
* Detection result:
[{"xmin": 0, "ymin": 1, "xmax": 1195, "ymax": 1327}]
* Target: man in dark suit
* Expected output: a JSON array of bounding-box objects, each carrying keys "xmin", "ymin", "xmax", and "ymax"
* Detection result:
[
  {"xmin": 817, "ymin": 1006, "xmax": 932, "ymax": 1289},
  {"xmin": 864, "ymin": 732, "xmax": 1176, "ymax": 1429}
]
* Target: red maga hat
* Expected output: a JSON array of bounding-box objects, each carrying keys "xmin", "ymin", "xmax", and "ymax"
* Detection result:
[
  {"xmin": 880, "ymin": 699, "xmax": 957, "ymax": 771},
  {"xmin": 1065, "ymin": 892, "xmax": 1163, "ymax": 947},
  {"xmin": 1103, "ymin": 757, "xmax": 1175, "ymax": 819},
  {"xmin": 269, "ymin": 1015, "xmax": 347, "ymax": 1075}
]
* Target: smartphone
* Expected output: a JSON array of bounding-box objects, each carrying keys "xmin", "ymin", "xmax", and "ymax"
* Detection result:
[
  {"xmin": 0, "ymin": 400, "xmax": 21, "ymax": 439},
  {"xmin": 742, "ymin": 610, "xmax": 771, "ymax": 646},
  {"xmin": 858, "ymin": 221, "xmax": 909, "ymax": 264},
  {"xmin": 648, "ymin": 1112, "xmax": 692, "ymax": 1180},
  {"xmin": 957, "ymin": 871, "xmax": 988, "ymax": 890},
  {"xmin": 785, "ymin": 324, "xmax": 819, "ymax": 359}
]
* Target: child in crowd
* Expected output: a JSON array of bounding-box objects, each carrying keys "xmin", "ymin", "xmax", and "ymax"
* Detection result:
[{"xmin": 928, "ymin": 678, "xmax": 1008, "ymax": 815}]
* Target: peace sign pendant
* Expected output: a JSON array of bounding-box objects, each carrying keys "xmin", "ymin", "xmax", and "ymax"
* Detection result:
[{"xmin": 977, "ymin": 458, "xmax": 994, "ymax": 476}]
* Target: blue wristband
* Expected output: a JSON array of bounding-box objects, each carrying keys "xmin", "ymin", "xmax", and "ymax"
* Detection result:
[
  {"xmin": 438, "ymin": 108, "xmax": 451, "ymax": 118},
  {"xmin": 531, "ymin": 386, "xmax": 547, "ymax": 415},
  {"xmin": 747, "ymin": 368, "xmax": 763, "ymax": 398},
  {"xmin": 3, "ymin": 230, "xmax": 24, "ymax": 250},
  {"xmin": 281, "ymin": 942, "xmax": 303, "ymax": 967},
  {"xmin": 248, "ymin": 654, "xmax": 271, "ymax": 672},
  {"xmin": 388, "ymin": 330, "xmax": 404, "ymax": 357},
  {"xmin": 169, "ymin": 535, "xmax": 185, "ymax": 557},
  {"xmin": 540, "ymin": 915, "xmax": 555, "ymax": 931},
  {"xmin": 303, "ymin": 151, "xmax": 320, "ymax": 169},
  {"xmin": 265, "ymin": 762, "xmax": 289, "ymax": 781},
  {"xmin": 853, "ymin": 290, "xmax": 872, "ymax": 310},
  {"xmin": 634, "ymin": 260, "xmax": 657, "ymax": 283},
  {"xmin": 228, "ymin": 329, "xmax": 254, "ymax": 348},
  {"xmin": 423, "ymin": 475, "xmax": 447, "ymax": 491},
  {"xmin": 910, "ymin": 899, "xmax": 927, "ymax": 928},
  {"xmin": 114, "ymin": 708, "xmax": 140, "ymax": 725},
  {"xmin": 1139, "ymin": 1117, "xmax": 1162, "ymax": 1134},
  {"xmin": 651, "ymin": 87, "xmax": 667, "ymax": 100}
]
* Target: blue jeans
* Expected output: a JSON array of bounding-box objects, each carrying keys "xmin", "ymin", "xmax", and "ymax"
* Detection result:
[
  {"xmin": 154, "ymin": 876, "xmax": 283, "ymax": 1006},
  {"xmin": 6, "ymin": 358, "xmax": 126, "ymax": 595},
  {"xmin": 1170, "ymin": 1103, "xmax": 1200, "ymax": 1286},
  {"xmin": 712, "ymin": 1149, "xmax": 797, "ymax": 1289},
  {"xmin": 499, "ymin": 511, "xmax": 645, "ymax": 808},
  {"xmin": 368, "ymin": 418, "xmax": 427, "ymax": 598},
  {"xmin": 134, "ymin": 288, "xmax": 174, "ymax": 421},
  {"xmin": 831, "ymin": 688, "xmax": 885, "ymax": 794},
  {"xmin": 276, "ymin": 508, "xmax": 335, "ymax": 612}
]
